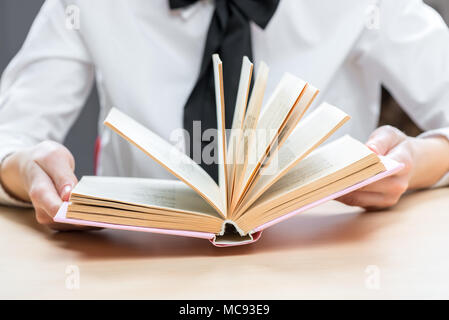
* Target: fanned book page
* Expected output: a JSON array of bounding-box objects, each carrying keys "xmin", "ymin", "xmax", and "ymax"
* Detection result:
[
  {"xmin": 242, "ymin": 136, "xmax": 381, "ymax": 217},
  {"xmin": 67, "ymin": 177, "xmax": 224, "ymax": 234},
  {"xmin": 227, "ymin": 57, "xmax": 253, "ymax": 198},
  {"xmin": 232, "ymin": 103, "xmax": 350, "ymax": 218},
  {"xmin": 70, "ymin": 177, "xmax": 220, "ymax": 217},
  {"xmin": 276, "ymin": 84, "xmax": 319, "ymax": 148},
  {"xmin": 232, "ymin": 73, "xmax": 308, "ymax": 207},
  {"xmin": 55, "ymin": 54, "xmax": 403, "ymax": 247},
  {"xmin": 253, "ymin": 136, "xmax": 380, "ymax": 208},
  {"xmin": 235, "ymin": 136, "xmax": 385, "ymax": 233},
  {"xmin": 212, "ymin": 54, "xmax": 229, "ymax": 214},
  {"xmin": 104, "ymin": 108, "xmax": 226, "ymax": 217},
  {"xmin": 231, "ymin": 61, "xmax": 269, "ymax": 201}
]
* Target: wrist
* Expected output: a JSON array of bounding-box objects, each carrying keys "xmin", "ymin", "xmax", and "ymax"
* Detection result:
[
  {"xmin": 408, "ymin": 136, "xmax": 449, "ymax": 189},
  {"xmin": 419, "ymin": 135, "xmax": 449, "ymax": 171},
  {"xmin": 0, "ymin": 152, "xmax": 29, "ymax": 202}
]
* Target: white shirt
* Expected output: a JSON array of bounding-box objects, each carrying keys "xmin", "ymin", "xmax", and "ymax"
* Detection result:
[{"xmin": 1, "ymin": 0, "xmax": 449, "ymax": 205}]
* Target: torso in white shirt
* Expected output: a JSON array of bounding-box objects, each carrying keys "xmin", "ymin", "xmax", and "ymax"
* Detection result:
[{"xmin": 82, "ymin": 0, "xmax": 382, "ymax": 179}]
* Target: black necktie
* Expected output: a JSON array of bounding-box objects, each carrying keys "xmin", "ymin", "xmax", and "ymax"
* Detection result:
[{"xmin": 169, "ymin": 0, "xmax": 280, "ymax": 182}]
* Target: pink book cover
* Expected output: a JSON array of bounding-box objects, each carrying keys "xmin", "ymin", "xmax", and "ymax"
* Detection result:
[{"xmin": 54, "ymin": 157, "xmax": 403, "ymax": 247}]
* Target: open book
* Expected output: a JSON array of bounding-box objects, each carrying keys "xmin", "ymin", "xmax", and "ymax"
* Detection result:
[{"xmin": 55, "ymin": 54, "xmax": 403, "ymax": 246}]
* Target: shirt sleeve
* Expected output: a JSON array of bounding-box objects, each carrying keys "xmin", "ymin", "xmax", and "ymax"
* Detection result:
[
  {"xmin": 0, "ymin": 0, "xmax": 95, "ymax": 205},
  {"xmin": 359, "ymin": 0, "xmax": 449, "ymax": 187},
  {"xmin": 418, "ymin": 128, "xmax": 449, "ymax": 187}
]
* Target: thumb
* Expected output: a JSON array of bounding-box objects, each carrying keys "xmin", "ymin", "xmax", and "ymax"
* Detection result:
[
  {"xmin": 34, "ymin": 145, "xmax": 78, "ymax": 201},
  {"xmin": 366, "ymin": 125, "xmax": 406, "ymax": 156}
]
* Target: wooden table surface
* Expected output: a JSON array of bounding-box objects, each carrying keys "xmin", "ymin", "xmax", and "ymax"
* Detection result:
[{"xmin": 1, "ymin": 188, "xmax": 448, "ymax": 299}]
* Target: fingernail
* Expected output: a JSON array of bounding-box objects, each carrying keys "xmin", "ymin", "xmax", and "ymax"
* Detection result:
[
  {"xmin": 60, "ymin": 184, "xmax": 73, "ymax": 201},
  {"xmin": 367, "ymin": 143, "xmax": 379, "ymax": 154}
]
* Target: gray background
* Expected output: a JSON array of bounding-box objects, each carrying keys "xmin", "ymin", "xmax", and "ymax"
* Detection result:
[{"xmin": 1, "ymin": 0, "xmax": 448, "ymax": 178}]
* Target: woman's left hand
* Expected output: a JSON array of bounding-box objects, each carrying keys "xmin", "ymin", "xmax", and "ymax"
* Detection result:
[{"xmin": 337, "ymin": 125, "xmax": 414, "ymax": 210}]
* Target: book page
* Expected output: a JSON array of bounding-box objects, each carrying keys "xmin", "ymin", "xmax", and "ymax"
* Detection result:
[
  {"xmin": 276, "ymin": 84, "xmax": 319, "ymax": 148},
  {"xmin": 231, "ymin": 61, "xmax": 269, "ymax": 201},
  {"xmin": 70, "ymin": 176, "xmax": 221, "ymax": 218},
  {"xmin": 233, "ymin": 73, "xmax": 307, "ymax": 206},
  {"xmin": 104, "ymin": 108, "xmax": 225, "ymax": 217},
  {"xmin": 241, "ymin": 62, "xmax": 269, "ymax": 134},
  {"xmin": 212, "ymin": 54, "xmax": 228, "ymax": 216},
  {"xmin": 236, "ymin": 161, "xmax": 385, "ymax": 234},
  {"xmin": 268, "ymin": 162, "xmax": 385, "ymax": 220},
  {"xmin": 67, "ymin": 211, "xmax": 223, "ymax": 234},
  {"xmin": 227, "ymin": 57, "xmax": 253, "ymax": 200},
  {"xmin": 258, "ymin": 84, "xmax": 318, "ymax": 171},
  {"xmin": 233, "ymin": 103, "xmax": 350, "ymax": 217},
  {"xmin": 244, "ymin": 135, "xmax": 379, "ymax": 215}
]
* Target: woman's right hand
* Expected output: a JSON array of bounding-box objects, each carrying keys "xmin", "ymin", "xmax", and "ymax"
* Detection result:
[{"xmin": 0, "ymin": 140, "xmax": 91, "ymax": 230}]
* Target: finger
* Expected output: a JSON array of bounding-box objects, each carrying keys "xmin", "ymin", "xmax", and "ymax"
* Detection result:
[
  {"xmin": 34, "ymin": 207, "xmax": 56, "ymax": 226},
  {"xmin": 337, "ymin": 191, "xmax": 398, "ymax": 209},
  {"xmin": 32, "ymin": 188, "xmax": 99, "ymax": 231},
  {"xmin": 33, "ymin": 146, "xmax": 78, "ymax": 201},
  {"xmin": 24, "ymin": 161, "xmax": 98, "ymax": 230},
  {"xmin": 385, "ymin": 141, "xmax": 413, "ymax": 171},
  {"xmin": 35, "ymin": 208, "xmax": 100, "ymax": 231},
  {"xmin": 35, "ymin": 205, "xmax": 101, "ymax": 231},
  {"xmin": 27, "ymin": 163, "xmax": 63, "ymax": 219},
  {"xmin": 47, "ymin": 220, "xmax": 101, "ymax": 231},
  {"xmin": 357, "ymin": 175, "xmax": 408, "ymax": 195},
  {"xmin": 366, "ymin": 125, "xmax": 406, "ymax": 156}
]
